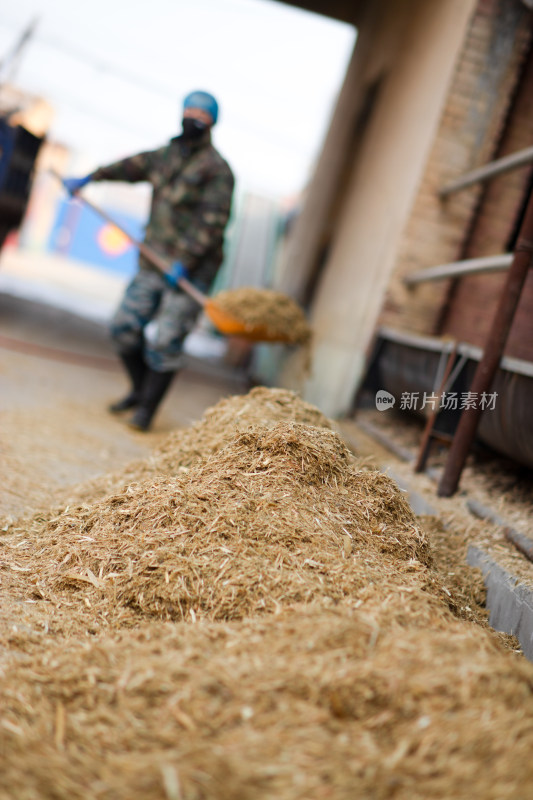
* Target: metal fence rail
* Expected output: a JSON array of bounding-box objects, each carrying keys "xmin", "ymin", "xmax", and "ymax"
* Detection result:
[
  {"xmin": 403, "ymin": 253, "xmax": 513, "ymax": 286},
  {"xmin": 439, "ymin": 145, "xmax": 533, "ymax": 197}
]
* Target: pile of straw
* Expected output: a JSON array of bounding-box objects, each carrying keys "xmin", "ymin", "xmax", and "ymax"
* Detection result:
[
  {"xmin": 3, "ymin": 423, "xmax": 431, "ymax": 630},
  {"xmin": 2, "ymin": 607, "xmax": 533, "ymax": 800},
  {"xmin": 2, "ymin": 386, "xmax": 533, "ymax": 799},
  {"xmin": 53, "ymin": 387, "xmax": 334, "ymax": 508},
  {"xmin": 214, "ymin": 287, "xmax": 311, "ymax": 344},
  {"xmin": 150, "ymin": 386, "xmax": 333, "ymax": 475}
]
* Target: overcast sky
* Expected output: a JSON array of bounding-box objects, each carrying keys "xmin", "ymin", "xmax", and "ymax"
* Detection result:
[{"xmin": 0, "ymin": 0, "xmax": 355, "ymax": 197}]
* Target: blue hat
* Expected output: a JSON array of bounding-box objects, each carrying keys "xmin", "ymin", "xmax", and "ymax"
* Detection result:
[{"xmin": 183, "ymin": 90, "xmax": 219, "ymax": 125}]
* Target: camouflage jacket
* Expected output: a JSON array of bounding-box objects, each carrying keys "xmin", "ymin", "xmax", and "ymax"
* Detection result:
[{"xmin": 92, "ymin": 131, "xmax": 234, "ymax": 284}]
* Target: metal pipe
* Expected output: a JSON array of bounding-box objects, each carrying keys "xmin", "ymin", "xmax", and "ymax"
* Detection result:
[
  {"xmin": 438, "ymin": 189, "xmax": 533, "ymax": 497},
  {"xmin": 378, "ymin": 326, "xmax": 533, "ymax": 377},
  {"xmin": 404, "ymin": 253, "xmax": 512, "ymax": 286},
  {"xmin": 439, "ymin": 145, "xmax": 533, "ymax": 197},
  {"xmin": 414, "ymin": 346, "xmax": 457, "ymax": 473}
]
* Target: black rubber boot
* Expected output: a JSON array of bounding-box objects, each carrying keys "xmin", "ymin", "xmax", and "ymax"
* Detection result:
[
  {"xmin": 109, "ymin": 348, "xmax": 147, "ymax": 413},
  {"xmin": 128, "ymin": 369, "xmax": 175, "ymax": 431}
]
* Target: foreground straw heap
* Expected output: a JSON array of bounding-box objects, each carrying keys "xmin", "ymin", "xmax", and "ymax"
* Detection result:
[{"xmin": 1, "ymin": 387, "xmax": 533, "ymax": 800}]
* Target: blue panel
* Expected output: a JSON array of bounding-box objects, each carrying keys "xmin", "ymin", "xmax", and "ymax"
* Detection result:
[
  {"xmin": 48, "ymin": 199, "xmax": 146, "ymax": 278},
  {"xmin": 0, "ymin": 120, "xmax": 16, "ymax": 191}
]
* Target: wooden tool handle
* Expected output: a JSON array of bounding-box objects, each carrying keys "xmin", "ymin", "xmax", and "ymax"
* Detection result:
[{"xmin": 52, "ymin": 169, "xmax": 207, "ymax": 307}]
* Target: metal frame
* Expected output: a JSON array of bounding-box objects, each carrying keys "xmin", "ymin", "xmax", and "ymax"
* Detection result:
[
  {"xmin": 378, "ymin": 326, "xmax": 533, "ymax": 379},
  {"xmin": 403, "ymin": 145, "xmax": 533, "ymax": 288},
  {"xmin": 403, "ymin": 253, "xmax": 512, "ymax": 286},
  {"xmin": 439, "ymin": 145, "xmax": 533, "ymax": 197},
  {"xmin": 438, "ymin": 188, "xmax": 533, "ymax": 496}
]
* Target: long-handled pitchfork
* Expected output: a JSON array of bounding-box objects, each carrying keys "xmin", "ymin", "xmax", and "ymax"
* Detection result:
[{"xmin": 53, "ymin": 169, "xmax": 289, "ymax": 342}]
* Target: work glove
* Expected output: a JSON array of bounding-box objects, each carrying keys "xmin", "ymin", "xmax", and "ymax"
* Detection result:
[
  {"xmin": 63, "ymin": 174, "xmax": 93, "ymax": 195},
  {"xmin": 165, "ymin": 260, "xmax": 189, "ymax": 288}
]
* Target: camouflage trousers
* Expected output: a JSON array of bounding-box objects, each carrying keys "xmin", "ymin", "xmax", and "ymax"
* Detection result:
[{"xmin": 110, "ymin": 268, "xmax": 204, "ymax": 372}]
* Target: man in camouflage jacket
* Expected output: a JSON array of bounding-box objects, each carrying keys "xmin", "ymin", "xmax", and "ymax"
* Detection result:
[{"xmin": 64, "ymin": 91, "xmax": 234, "ymax": 430}]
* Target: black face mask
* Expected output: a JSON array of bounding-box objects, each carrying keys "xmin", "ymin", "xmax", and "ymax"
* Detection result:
[{"xmin": 181, "ymin": 117, "xmax": 208, "ymax": 140}]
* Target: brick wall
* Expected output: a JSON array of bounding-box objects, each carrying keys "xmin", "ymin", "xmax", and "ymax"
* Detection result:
[
  {"xmin": 440, "ymin": 34, "xmax": 533, "ymax": 360},
  {"xmin": 377, "ymin": 0, "xmax": 533, "ymax": 336}
]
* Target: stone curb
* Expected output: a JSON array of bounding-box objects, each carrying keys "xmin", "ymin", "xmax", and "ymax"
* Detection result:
[{"xmin": 467, "ymin": 546, "xmax": 533, "ymax": 661}]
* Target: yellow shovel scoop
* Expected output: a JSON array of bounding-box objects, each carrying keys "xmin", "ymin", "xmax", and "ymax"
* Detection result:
[{"xmin": 54, "ymin": 171, "xmax": 297, "ymax": 343}]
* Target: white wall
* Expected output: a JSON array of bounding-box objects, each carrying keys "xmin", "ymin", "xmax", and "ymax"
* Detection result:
[{"xmin": 300, "ymin": 0, "xmax": 476, "ymax": 416}]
